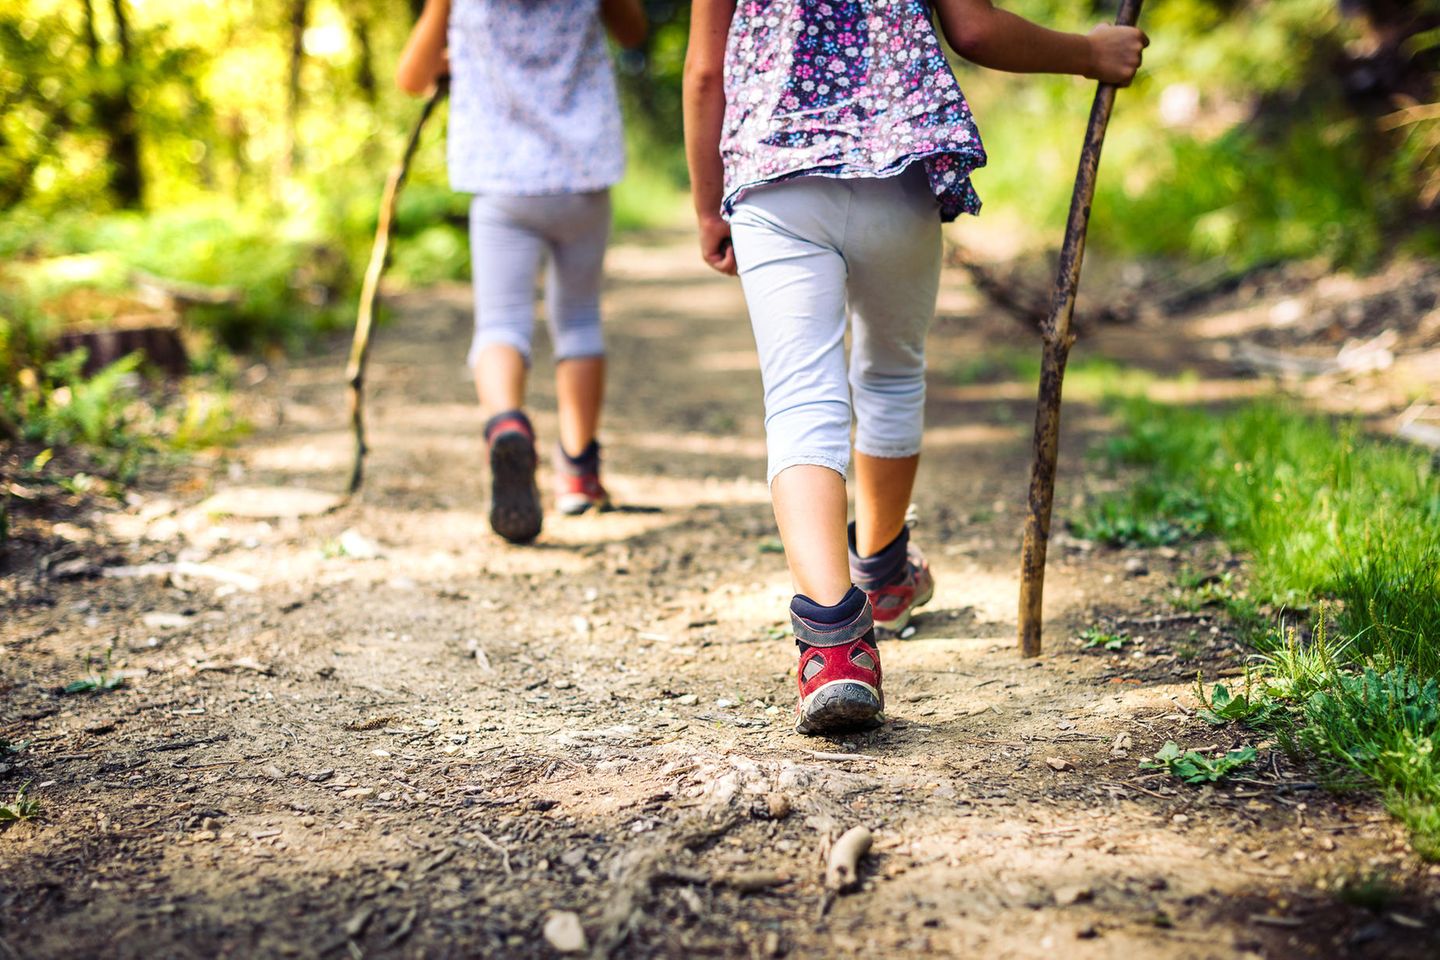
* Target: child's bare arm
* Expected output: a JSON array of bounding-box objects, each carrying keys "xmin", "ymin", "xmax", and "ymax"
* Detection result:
[
  {"xmin": 934, "ymin": 0, "xmax": 1147, "ymax": 85},
  {"xmin": 396, "ymin": 0, "xmax": 450, "ymax": 96},
  {"xmin": 601, "ymin": 0, "xmax": 648, "ymax": 50},
  {"xmin": 683, "ymin": 0, "xmax": 737, "ymax": 276}
]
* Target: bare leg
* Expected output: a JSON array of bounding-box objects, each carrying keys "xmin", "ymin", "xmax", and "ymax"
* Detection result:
[
  {"xmin": 474, "ymin": 344, "xmax": 527, "ymax": 419},
  {"xmin": 771, "ymin": 464, "xmax": 852, "ymax": 605},
  {"xmin": 555, "ymin": 355, "xmax": 605, "ymax": 457},
  {"xmin": 854, "ymin": 452, "xmax": 919, "ymax": 556}
]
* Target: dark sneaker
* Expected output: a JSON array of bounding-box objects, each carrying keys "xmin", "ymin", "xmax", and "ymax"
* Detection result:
[
  {"xmin": 554, "ymin": 440, "xmax": 611, "ymax": 516},
  {"xmin": 792, "ymin": 587, "xmax": 884, "ymax": 736},
  {"xmin": 485, "ymin": 410, "xmax": 542, "ymax": 544},
  {"xmin": 849, "ymin": 522, "xmax": 934, "ymax": 637}
]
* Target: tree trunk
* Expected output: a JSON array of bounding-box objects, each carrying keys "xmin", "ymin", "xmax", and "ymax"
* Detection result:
[
  {"xmin": 284, "ymin": 0, "xmax": 309, "ymax": 176},
  {"xmin": 105, "ymin": 0, "xmax": 143, "ymax": 207},
  {"xmin": 81, "ymin": 0, "xmax": 99, "ymax": 57},
  {"xmin": 351, "ymin": 3, "xmax": 377, "ymax": 107}
]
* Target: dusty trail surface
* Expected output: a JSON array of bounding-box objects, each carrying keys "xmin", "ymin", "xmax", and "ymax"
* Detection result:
[{"xmin": 4, "ymin": 236, "xmax": 1438, "ymax": 959}]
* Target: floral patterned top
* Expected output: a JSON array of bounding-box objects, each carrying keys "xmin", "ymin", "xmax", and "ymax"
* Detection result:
[
  {"xmin": 721, "ymin": 0, "xmax": 986, "ymax": 221},
  {"xmin": 447, "ymin": 0, "xmax": 625, "ymax": 196}
]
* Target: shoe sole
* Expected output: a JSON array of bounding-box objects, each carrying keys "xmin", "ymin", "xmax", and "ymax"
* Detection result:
[
  {"xmin": 556, "ymin": 493, "xmax": 612, "ymax": 516},
  {"xmin": 489, "ymin": 433, "xmax": 542, "ymax": 544},
  {"xmin": 873, "ymin": 577, "xmax": 936, "ymax": 638},
  {"xmin": 795, "ymin": 680, "xmax": 883, "ymax": 736}
]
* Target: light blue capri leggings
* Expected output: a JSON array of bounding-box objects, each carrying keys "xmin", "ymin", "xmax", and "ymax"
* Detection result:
[
  {"xmin": 729, "ymin": 166, "xmax": 943, "ymax": 484},
  {"xmin": 467, "ymin": 190, "xmax": 611, "ymax": 368}
]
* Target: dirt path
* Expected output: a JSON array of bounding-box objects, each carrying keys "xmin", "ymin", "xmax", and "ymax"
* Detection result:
[{"xmin": 4, "ymin": 235, "xmax": 1437, "ymax": 959}]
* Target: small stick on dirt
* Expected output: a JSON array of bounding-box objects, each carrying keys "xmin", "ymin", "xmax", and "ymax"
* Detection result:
[
  {"xmin": 474, "ymin": 830, "xmax": 512, "ymax": 876},
  {"xmin": 721, "ymin": 870, "xmax": 791, "ymax": 894},
  {"xmin": 1113, "ymin": 613, "xmax": 1210, "ymax": 628},
  {"xmin": 824, "ymin": 826, "xmax": 872, "ymax": 892},
  {"xmin": 800, "ymin": 750, "xmax": 878, "ymax": 762},
  {"xmin": 1018, "ymin": 0, "xmax": 1144, "ymax": 658},
  {"xmin": 1109, "ymin": 778, "xmax": 1170, "ymax": 800},
  {"xmin": 345, "ymin": 81, "xmax": 448, "ymax": 497},
  {"xmin": 384, "ymin": 908, "xmax": 419, "ymax": 948},
  {"xmin": 817, "ymin": 825, "xmax": 872, "ymax": 919}
]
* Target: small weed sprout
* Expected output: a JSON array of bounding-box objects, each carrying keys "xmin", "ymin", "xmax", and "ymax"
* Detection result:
[
  {"xmin": 1078, "ymin": 627, "xmax": 1127, "ymax": 651},
  {"xmin": 1196, "ymin": 669, "xmax": 1283, "ymax": 727},
  {"xmin": 0, "ymin": 782, "xmax": 41, "ymax": 823},
  {"xmin": 1141, "ymin": 741, "xmax": 1258, "ymax": 784},
  {"xmin": 63, "ymin": 649, "xmax": 126, "ymax": 695}
]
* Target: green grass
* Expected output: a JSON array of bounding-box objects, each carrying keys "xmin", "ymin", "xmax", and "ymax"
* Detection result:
[
  {"xmin": 1, "ymin": 203, "xmax": 353, "ymax": 352},
  {"xmin": 1078, "ymin": 399, "xmax": 1440, "ymax": 661},
  {"xmin": 1079, "ymin": 398, "xmax": 1440, "ymax": 855}
]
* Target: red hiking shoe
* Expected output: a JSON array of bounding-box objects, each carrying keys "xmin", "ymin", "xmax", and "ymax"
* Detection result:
[
  {"xmin": 792, "ymin": 589, "xmax": 883, "ymax": 736},
  {"xmin": 485, "ymin": 410, "xmax": 542, "ymax": 544},
  {"xmin": 850, "ymin": 524, "xmax": 934, "ymax": 636},
  {"xmin": 554, "ymin": 441, "xmax": 611, "ymax": 516}
]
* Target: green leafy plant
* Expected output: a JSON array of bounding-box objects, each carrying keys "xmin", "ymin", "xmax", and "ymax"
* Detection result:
[
  {"xmin": 1078, "ymin": 627, "xmax": 1127, "ymax": 651},
  {"xmin": 0, "ymin": 782, "xmax": 41, "ymax": 823},
  {"xmin": 1141, "ymin": 741, "xmax": 1258, "ymax": 784},
  {"xmin": 1197, "ymin": 677, "xmax": 1283, "ymax": 727},
  {"xmin": 63, "ymin": 673, "xmax": 126, "ymax": 695},
  {"xmin": 63, "ymin": 651, "xmax": 126, "ymax": 695}
]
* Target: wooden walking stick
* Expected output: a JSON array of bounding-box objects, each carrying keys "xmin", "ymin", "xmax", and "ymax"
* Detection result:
[
  {"xmin": 345, "ymin": 80, "xmax": 448, "ymax": 497},
  {"xmin": 1017, "ymin": 0, "xmax": 1144, "ymax": 657}
]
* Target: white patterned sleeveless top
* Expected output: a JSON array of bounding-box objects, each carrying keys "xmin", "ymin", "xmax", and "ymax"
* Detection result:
[{"xmin": 446, "ymin": 0, "xmax": 625, "ymax": 196}]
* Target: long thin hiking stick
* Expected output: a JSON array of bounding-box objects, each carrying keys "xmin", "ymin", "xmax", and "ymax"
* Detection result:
[
  {"xmin": 346, "ymin": 81, "xmax": 448, "ymax": 497},
  {"xmin": 1017, "ymin": 0, "xmax": 1144, "ymax": 657}
]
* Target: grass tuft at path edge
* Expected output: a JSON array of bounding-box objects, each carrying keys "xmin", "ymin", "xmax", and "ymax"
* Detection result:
[{"xmin": 1077, "ymin": 396, "xmax": 1440, "ymax": 856}]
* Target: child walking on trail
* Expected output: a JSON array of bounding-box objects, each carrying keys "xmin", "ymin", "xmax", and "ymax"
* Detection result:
[
  {"xmin": 683, "ymin": 0, "xmax": 1145, "ymax": 735},
  {"xmin": 397, "ymin": 0, "xmax": 647, "ymax": 544}
]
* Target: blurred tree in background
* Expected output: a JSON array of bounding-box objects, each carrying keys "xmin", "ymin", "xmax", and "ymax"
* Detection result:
[{"xmin": 0, "ymin": 0, "xmax": 1436, "ymax": 464}]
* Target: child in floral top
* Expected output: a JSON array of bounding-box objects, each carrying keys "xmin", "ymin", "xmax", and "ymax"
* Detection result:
[{"xmin": 684, "ymin": 0, "xmax": 1146, "ymax": 735}]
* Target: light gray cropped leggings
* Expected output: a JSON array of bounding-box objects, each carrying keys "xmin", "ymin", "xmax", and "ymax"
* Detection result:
[
  {"xmin": 467, "ymin": 190, "xmax": 611, "ymax": 368},
  {"xmin": 729, "ymin": 166, "xmax": 943, "ymax": 484}
]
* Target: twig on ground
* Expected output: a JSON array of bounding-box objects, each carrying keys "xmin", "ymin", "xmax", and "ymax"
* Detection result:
[
  {"xmin": 824, "ymin": 826, "xmax": 872, "ymax": 892},
  {"xmin": 816, "ymin": 825, "xmax": 872, "ymax": 920},
  {"xmin": 385, "ymin": 908, "xmax": 419, "ymax": 948},
  {"xmin": 475, "ymin": 830, "xmax": 512, "ymax": 876},
  {"xmin": 1113, "ymin": 613, "xmax": 1210, "ymax": 628},
  {"xmin": 948, "ymin": 252, "xmax": 1135, "ymax": 334},
  {"xmin": 1104, "ymin": 778, "xmax": 1171, "ymax": 800},
  {"xmin": 800, "ymin": 750, "xmax": 878, "ymax": 762}
]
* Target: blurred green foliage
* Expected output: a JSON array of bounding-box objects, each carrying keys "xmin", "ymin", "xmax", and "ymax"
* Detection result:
[{"xmin": 962, "ymin": 0, "xmax": 1440, "ymax": 266}]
